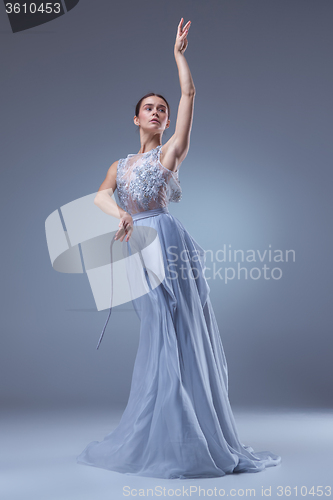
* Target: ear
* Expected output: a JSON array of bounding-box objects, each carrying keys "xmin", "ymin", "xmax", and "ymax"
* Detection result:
[{"xmin": 133, "ymin": 116, "xmax": 140, "ymax": 126}]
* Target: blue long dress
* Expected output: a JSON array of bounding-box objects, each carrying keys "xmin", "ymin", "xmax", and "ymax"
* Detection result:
[{"xmin": 76, "ymin": 145, "xmax": 281, "ymax": 479}]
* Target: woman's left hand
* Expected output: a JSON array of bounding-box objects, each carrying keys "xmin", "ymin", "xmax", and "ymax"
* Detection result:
[{"xmin": 174, "ymin": 17, "xmax": 191, "ymax": 55}]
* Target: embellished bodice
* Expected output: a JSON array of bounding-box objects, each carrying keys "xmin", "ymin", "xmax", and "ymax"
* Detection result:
[{"xmin": 116, "ymin": 145, "xmax": 182, "ymax": 216}]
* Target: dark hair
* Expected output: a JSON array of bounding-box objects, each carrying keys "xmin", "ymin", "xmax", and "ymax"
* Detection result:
[{"xmin": 135, "ymin": 93, "xmax": 170, "ymax": 121}]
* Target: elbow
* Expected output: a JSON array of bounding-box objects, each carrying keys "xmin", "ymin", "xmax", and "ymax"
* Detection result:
[{"xmin": 182, "ymin": 90, "xmax": 196, "ymax": 99}]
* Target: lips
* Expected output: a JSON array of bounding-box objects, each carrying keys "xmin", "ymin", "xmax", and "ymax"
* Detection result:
[{"xmin": 150, "ymin": 119, "xmax": 160, "ymax": 123}]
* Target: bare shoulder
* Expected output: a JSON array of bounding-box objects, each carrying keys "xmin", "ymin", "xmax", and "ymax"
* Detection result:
[
  {"xmin": 160, "ymin": 137, "xmax": 189, "ymax": 174},
  {"xmin": 106, "ymin": 160, "xmax": 119, "ymax": 177},
  {"xmin": 97, "ymin": 160, "xmax": 119, "ymax": 194}
]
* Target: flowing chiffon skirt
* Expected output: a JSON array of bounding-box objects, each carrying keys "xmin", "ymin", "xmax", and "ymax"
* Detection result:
[{"xmin": 76, "ymin": 207, "xmax": 281, "ymax": 479}]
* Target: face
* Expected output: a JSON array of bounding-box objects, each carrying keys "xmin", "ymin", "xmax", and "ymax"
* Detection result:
[{"xmin": 135, "ymin": 96, "xmax": 170, "ymax": 132}]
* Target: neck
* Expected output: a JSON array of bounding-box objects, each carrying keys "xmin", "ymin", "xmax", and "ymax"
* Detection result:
[{"xmin": 138, "ymin": 133, "xmax": 162, "ymax": 154}]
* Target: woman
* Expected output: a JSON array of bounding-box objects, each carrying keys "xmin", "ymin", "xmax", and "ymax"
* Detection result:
[{"xmin": 76, "ymin": 18, "xmax": 281, "ymax": 479}]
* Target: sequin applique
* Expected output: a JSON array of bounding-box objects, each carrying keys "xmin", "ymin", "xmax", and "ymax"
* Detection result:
[{"xmin": 116, "ymin": 145, "xmax": 182, "ymax": 215}]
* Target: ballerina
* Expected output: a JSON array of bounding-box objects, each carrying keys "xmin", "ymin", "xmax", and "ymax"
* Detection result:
[{"xmin": 76, "ymin": 17, "xmax": 282, "ymax": 479}]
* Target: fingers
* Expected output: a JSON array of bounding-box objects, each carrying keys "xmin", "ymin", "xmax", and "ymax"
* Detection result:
[
  {"xmin": 178, "ymin": 24, "xmax": 190, "ymax": 40},
  {"xmin": 180, "ymin": 20, "xmax": 190, "ymax": 30},
  {"xmin": 115, "ymin": 229, "xmax": 126, "ymax": 242},
  {"xmin": 178, "ymin": 18, "xmax": 190, "ymax": 28},
  {"xmin": 116, "ymin": 215, "xmax": 133, "ymax": 241},
  {"xmin": 178, "ymin": 18, "xmax": 191, "ymax": 36},
  {"xmin": 177, "ymin": 18, "xmax": 182, "ymax": 36},
  {"xmin": 119, "ymin": 228, "xmax": 132, "ymax": 243},
  {"xmin": 123, "ymin": 224, "xmax": 133, "ymax": 242},
  {"xmin": 115, "ymin": 223, "xmax": 133, "ymax": 242},
  {"xmin": 115, "ymin": 225, "xmax": 125, "ymax": 241},
  {"xmin": 119, "ymin": 219, "xmax": 129, "ymax": 231}
]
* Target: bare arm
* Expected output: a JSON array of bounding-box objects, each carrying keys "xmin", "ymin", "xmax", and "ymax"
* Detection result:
[
  {"xmin": 94, "ymin": 161, "xmax": 127, "ymax": 219},
  {"xmin": 94, "ymin": 160, "xmax": 133, "ymax": 242},
  {"xmin": 163, "ymin": 19, "xmax": 195, "ymax": 166}
]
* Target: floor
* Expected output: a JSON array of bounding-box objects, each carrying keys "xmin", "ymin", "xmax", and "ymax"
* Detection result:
[{"xmin": 1, "ymin": 407, "xmax": 332, "ymax": 500}]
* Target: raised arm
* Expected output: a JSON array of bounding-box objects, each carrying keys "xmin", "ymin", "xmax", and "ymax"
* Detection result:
[{"xmin": 163, "ymin": 19, "xmax": 195, "ymax": 166}]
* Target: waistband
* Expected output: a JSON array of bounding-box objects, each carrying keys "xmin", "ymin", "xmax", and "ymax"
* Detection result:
[{"xmin": 131, "ymin": 207, "xmax": 169, "ymax": 221}]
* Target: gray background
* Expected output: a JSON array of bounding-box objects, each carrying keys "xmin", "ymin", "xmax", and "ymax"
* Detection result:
[{"xmin": 1, "ymin": 0, "xmax": 332, "ymax": 411}]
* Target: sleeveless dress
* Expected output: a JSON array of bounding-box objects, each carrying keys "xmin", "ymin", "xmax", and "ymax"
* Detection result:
[{"xmin": 76, "ymin": 145, "xmax": 281, "ymax": 479}]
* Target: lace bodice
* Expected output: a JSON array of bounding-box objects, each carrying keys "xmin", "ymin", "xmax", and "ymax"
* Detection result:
[{"xmin": 116, "ymin": 145, "xmax": 182, "ymax": 215}]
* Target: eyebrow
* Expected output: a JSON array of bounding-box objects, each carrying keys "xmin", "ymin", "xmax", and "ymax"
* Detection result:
[{"xmin": 143, "ymin": 103, "xmax": 166, "ymax": 108}]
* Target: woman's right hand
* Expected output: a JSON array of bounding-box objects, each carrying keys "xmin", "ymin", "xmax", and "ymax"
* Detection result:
[{"xmin": 114, "ymin": 212, "xmax": 133, "ymax": 242}]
